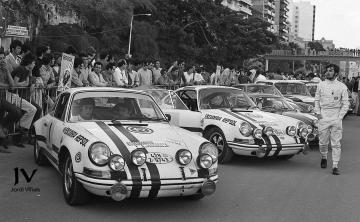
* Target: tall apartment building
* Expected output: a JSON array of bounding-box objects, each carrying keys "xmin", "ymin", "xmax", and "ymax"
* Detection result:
[
  {"xmin": 221, "ymin": 0, "xmax": 253, "ymax": 18},
  {"xmin": 274, "ymin": 0, "xmax": 289, "ymax": 42},
  {"xmin": 288, "ymin": 0, "xmax": 316, "ymax": 42},
  {"xmin": 252, "ymin": 0, "xmax": 276, "ymax": 33}
]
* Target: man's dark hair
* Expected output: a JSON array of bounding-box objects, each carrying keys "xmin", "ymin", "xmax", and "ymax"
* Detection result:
[
  {"xmin": 78, "ymin": 52, "xmax": 87, "ymax": 58},
  {"xmin": 118, "ymin": 60, "xmax": 126, "ymax": 67},
  {"xmin": 36, "ymin": 45, "xmax": 48, "ymax": 57},
  {"xmin": 94, "ymin": 61, "xmax": 102, "ymax": 68},
  {"xmin": 65, "ymin": 45, "xmax": 78, "ymax": 55},
  {"xmin": 20, "ymin": 53, "xmax": 36, "ymax": 67},
  {"xmin": 42, "ymin": 53, "xmax": 53, "ymax": 65},
  {"xmin": 106, "ymin": 62, "xmax": 116, "ymax": 70},
  {"xmin": 74, "ymin": 57, "xmax": 83, "ymax": 69},
  {"xmin": 99, "ymin": 52, "xmax": 108, "ymax": 60},
  {"xmin": 22, "ymin": 42, "xmax": 31, "ymax": 54},
  {"xmin": 10, "ymin": 40, "xmax": 22, "ymax": 52},
  {"xmin": 325, "ymin": 64, "xmax": 340, "ymax": 74}
]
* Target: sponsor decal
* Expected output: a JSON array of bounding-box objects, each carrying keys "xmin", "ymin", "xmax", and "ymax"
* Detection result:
[
  {"xmin": 75, "ymin": 152, "xmax": 81, "ymax": 162},
  {"xmin": 126, "ymin": 126, "xmax": 154, "ymax": 134},
  {"xmin": 126, "ymin": 141, "xmax": 169, "ymax": 148},
  {"xmin": 222, "ymin": 118, "xmax": 237, "ymax": 126},
  {"xmin": 63, "ymin": 127, "xmax": 78, "ymax": 138},
  {"xmin": 146, "ymin": 152, "xmax": 173, "ymax": 164},
  {"xmin": 74, "ymin": 134, "xmax": 89, "ymax": 147},
  {"xmin": 204, "ymin": 114, "xmax": 222, "ymax": 121}
]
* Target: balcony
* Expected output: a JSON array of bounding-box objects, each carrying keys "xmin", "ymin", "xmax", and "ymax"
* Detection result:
[{"xmin": 265, "ymin": 0, "xmax": 275, "ymax": 9}]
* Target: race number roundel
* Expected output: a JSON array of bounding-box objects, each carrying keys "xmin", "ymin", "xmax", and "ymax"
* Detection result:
[{"xmin": 126, "ymin": 126, "xmax": 154, "ymax": 134}]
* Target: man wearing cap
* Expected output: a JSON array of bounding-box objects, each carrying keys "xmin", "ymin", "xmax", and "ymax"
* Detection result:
[
  {"xmin": 315, "ymin": 64, "xmax": 349, "ymax": 175},
  {"xmin": 70, "ymin": 98, "xmax": 95, "ymax": 121}
]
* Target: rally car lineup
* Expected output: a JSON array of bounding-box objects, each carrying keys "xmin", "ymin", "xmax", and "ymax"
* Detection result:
[{"xmin": 33, "ymin": 87, "xmax": 218, "ymax": 205}]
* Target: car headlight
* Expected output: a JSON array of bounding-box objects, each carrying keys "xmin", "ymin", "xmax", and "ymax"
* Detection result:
[
  {"xmin": 263, "ymin": 126, "xmax": 274, "ymax": 136},
  {"xmin": 199, "ymin": 142, "xmax": 218, "ymax": 163},
  {"xmin": 176, "ymin": 149, "xmax": 192, "ymax": 165},
  {"xmin": 239, "ymin": 122, "xmax": 253, "ymax": 137},
  {"xmin": 88, "ymin": 142, "xmax": 111, "ymax": 166},
  {"xmin": 131, "ymin": 150, "xmax": 146, "ymax": 166},
  {"xmin": 286, "ymin": 126, "xmax": 296, "ymax": 136},
  {"xmin": 108, "ymin": 155, "xmax": 126, "ymax": 171},
  {"xmin": 253, "ymin": 128, "xmax": 263, "ymax": 139},
  {"xmin": 298, "ymin": 127, "xmax": 308, "ymax": 138},
  {"xmin": 198, "ymin": 154, "xmax": 213, "ymax": 169},
  {"xmin": 307, "ymin": 125, "xmax": 313, "ymax": 134}
]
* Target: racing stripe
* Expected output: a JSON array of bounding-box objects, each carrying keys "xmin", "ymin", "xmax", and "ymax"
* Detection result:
[
  {"xmin": 113, "ymin": 125, "xmax": 161, "ymax": 199},
  {"xmin": 262, "ymin": 135, "xmax": 273, "ymax": 157},
  {"xmin": 272, "ymin": 135, "xmax": 283, "ymax": 156},
  {"xmin": 95, "ymin": 121, "xmax": 142, "ymax": 198},
  {"xmin": 219, "ymin": 108, "xmax": 257, "ymax": 128},
  {"xmin": 235, "ymin": 112, "xmax": 257, "ymax": 122}
]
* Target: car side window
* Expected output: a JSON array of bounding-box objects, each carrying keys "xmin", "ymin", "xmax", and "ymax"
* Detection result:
[
  {"xmin": 54, "ymin": 93, "xmax": 70, "ymax": 120},
  {"xmin": 178, "ymin": 90, "xmax": 198, "ymax": 111}
]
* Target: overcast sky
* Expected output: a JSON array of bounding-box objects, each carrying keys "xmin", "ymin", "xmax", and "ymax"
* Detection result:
[{"xmin": 303, "ymin": 0, "xmax": 360, "ymax": 49}]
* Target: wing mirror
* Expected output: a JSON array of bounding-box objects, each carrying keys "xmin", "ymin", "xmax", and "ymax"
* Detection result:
[{"xmin": 165, "ymin": 114, "xmax": 171, "ymax": 121}]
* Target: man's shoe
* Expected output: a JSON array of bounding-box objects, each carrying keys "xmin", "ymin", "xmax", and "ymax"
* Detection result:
[
  {"xmin": 321, "ymin": 158, "xmax": 327, "ymax": 168},
  {"xmin": 332, "ymin": 167, "xmax": 340, "ymax": 175}
]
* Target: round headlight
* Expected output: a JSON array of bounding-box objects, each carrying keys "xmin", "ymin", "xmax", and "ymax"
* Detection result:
[
  {"xmin": 88, "ymin": 142, "xmax": 111, "ymax": 166},
  {"xmin": 263, "ymin": 126, "xmax": 274, "ymax": 136},
  {"xmin": 108, "ymin": 155, "xmax": 126, "ymax": 171},
  {"xmin": 239, "ymin": 122, "xmax": 253, "ymax": 137},
  {"xmin": 199, "ymin": 143, "xmax": 218, "ymax": 163},
  {"xmin": 176, "ymin": 149, "xmax": 192, "ymax": 165},
  {"xmin": 307, "ymin": 125, "xmax": 313, "ymax": 134},
  {"xmin": 298, "ymin": 127, "xmax": 308, "ymax": 138},
  {"xmin": 131, "ymin": 150, "xmax": 146, "ymax": 166},
  {"xmin": 253, "ymin": 128, "xmax": 263, "ymax": 139},
  {"xmin": 286, "ymin": 126, "xmax": 296, "ymax": 136},
  {"xmin": 198, "ymin": 154, "xmax": 213, "ymax": 169}
]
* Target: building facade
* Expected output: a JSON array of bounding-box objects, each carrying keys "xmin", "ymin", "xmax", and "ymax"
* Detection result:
[
  {"xmin": 252, "ymin": 0, "xmax": 276, "ymax": 33},
  {"xmin": 221, "ymin": 0, "xmax": 253, "ymax": 18},
  {"xmin": 274, "ymin": 0, "xmax": 289, "ymax": 42},
  {"xmin": 288, "ymin": 0, "xmax": 316, "ymax": 42}
]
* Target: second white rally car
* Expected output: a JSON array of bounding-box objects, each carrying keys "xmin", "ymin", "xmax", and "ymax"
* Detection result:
[
  {"xmin": 173, "ymin": 86, "xmax": 310, "ymax": 163},
  {"xmin": 33, "ymin": 87, "xmax": 218, "ymax": 205}
]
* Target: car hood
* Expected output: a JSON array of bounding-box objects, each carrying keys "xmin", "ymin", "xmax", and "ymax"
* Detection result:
[
  {"xmin": 285, "ymin": 95, "xmax": 315, "ymax": 104},
  {"xmin": 281, "ymin": 111, "xmax": 317, "ymax": 126}
]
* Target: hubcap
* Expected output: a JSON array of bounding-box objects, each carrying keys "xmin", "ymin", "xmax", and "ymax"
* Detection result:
[
  {"xmin": 210, "ymin": 132, "xmax": 224, "ymax": 155},
  {"xmin": 64, "ymin": 158, "xmax": 73, "ymax": 195}
]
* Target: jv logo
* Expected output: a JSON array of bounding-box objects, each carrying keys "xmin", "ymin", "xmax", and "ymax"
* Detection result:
[{"xmin": 14, "ymin": 167, "xmax": 37, "ymax": 186}]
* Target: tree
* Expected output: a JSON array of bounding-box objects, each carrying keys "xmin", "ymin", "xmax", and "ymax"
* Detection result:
[{"xmin": 308, "ymin": 41, "xmax": 325, "ymax": 51}]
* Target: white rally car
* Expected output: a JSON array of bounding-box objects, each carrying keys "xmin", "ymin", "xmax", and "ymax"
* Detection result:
[
  {"xmin": 33, "ymin": 87, "xmax": 218, "ymax": 205},
  {"xmin": 171, "ymin": 86, "xmax": 310, "ymax": 163}
]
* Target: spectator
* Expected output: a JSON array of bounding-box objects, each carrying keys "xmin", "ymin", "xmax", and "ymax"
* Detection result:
[
  {"xmin": 178, "ymin": 60, "xmax": 187, "ymax": 86},
  {"xmin": 33, "ymin": 45, "xmax": 48, "ymax": 78},
  {"xmin": 103, "ymin": 62, "xmax": 116, "ymax": 87},
  {"xmin": 99, "ymin": 52, "xmax": 109, "ymax": 70},
  {"xmin": 71, "ymin": 57, "xmax": 85, "ymax": 88},
  {"xmin": 39, "ymin": 53, "xmax": 56, "ymax": 88},
  {"xmin": 187, "ymin": 66, "xmax": 205, "ymax": 85},
  {"xmin": 5, "ymin": 40, "xmax": 22, "ymax": 74},
  {"xmin": 238, "ymin": 68, "xmax": 251, "ymax": 84},
  {"xmin": 79, "ymin": 52, "xmax": 90, "ymax": 86},
  {"xmin": 352, "ymin": 76, "xmax": 359, "ymax": 114},
  {"xmin": 65, "ymin": 45, "xmax": 78, "ymax": 56},
  {"xmin": 219, "ymin": 68, "xmax": 231, "ymax": 85},
  {"xmin": 253, "ymin": 69, "xmax": 267, "ymax": 83},
  {"xmin": 113, "ymin": 60, "xmax": 128, "ymax": 87},
  {"xmin": 138, "ymin": 61, "xmax": 152, "ymax": 86},
  {"xmin": 210, "ymin": 65, "xmax": 221, "ymax": 85},
  {"xmin": 152, "ymin": 60, "xmax": 162, "ymax": 85},
  {"xmin": 51, "ymin": 53, "xmax": 62, "ymax": 84},
  {"xmin": 200, "ymin": 65, "xmax": 211, "ymax": 84},
  {"xmin": 89, "ymin": 62, "xmax": 108, "ymax": 87},
  {"xmin": 87, "ymin": 46, "xmax": 97, "ymax": 68},
  {"xmin": 127, "ymin": 59, "xmax": 139, "ymax": 87}
]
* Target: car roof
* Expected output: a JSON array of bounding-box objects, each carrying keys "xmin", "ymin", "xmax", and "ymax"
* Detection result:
[
  {"xmin": 247, "ymin": 93, "xmax": 281, "ymax": 98},
  {"xmin": 178, "ymin": 85, "xmax": 242, "ymax": 91},
  {"xmin": 257, "ymin": 80, "xmax": 306, "ymax": 84},
  {"xmin": 62, "ymin": 87, "xmax": 150, "ymax": 96}
]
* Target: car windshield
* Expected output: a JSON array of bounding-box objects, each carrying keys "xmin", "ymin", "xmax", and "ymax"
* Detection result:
[
  {"xmin": 199, "ymin": 88, "xmax": 255, "ymax": 109},
  {"xmin": 145, "ymin": 90, "xmax": 188, "ymax": 110},
  {"xmin": 306, "ymin": 84, "xmax": 318, "ymax": 97},
  {"xmin": 253, "ymin": 96, "xmax": 293, "ymax": 111},
  {"xmin": 275, "ymin": 83, "xmax": 311, "ymax": 96},
  {"xmin": 246, "ymin": 85, "xmax": 283, "ymax": 97},
  {"xmin": 68, "ymin": 91, "xmax": 166, "ymax": 122}
]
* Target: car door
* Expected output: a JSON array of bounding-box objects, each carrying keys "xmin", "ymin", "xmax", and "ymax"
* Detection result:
[{"xmin": 47, "ymin": 93, "xmax": 70, "ymax": 157}]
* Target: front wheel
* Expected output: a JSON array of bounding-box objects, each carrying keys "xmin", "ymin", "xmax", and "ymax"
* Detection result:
[
  {"xmin": 204, "ymin": 127, "xmax": 233, "ymax": 164},
  {"xmin": 62, "ymin": 153, "xmax": 90, "ymax": 205}
]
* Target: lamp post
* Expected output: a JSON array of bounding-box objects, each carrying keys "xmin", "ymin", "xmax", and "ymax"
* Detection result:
[{"xmin": 127, "ymin": 13, "xmax": 151, "ymax": 58}]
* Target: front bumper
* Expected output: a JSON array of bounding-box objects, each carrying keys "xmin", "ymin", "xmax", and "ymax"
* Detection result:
[{"xmin": 74, "ymin": 172, "xmax": 218, "ymax": 198}]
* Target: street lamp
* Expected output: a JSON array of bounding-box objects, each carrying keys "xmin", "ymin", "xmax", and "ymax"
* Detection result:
[{"xmin": 127, "ymin": 13, "xmax": 151, "ymax": 58}]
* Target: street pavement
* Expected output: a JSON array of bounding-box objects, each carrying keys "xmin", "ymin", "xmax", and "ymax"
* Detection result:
[{"xmin": 1, "ymin": 115, "xmax": 360, "ymax": 222}]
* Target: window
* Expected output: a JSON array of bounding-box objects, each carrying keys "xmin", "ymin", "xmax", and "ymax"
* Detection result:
[
  {"xmin": 177, "ymin": 90, "xmax": 198, "ymax": 111},
  {"xmin": 53, "ymin": 93, "xmax": 70, "ymax": 120}
]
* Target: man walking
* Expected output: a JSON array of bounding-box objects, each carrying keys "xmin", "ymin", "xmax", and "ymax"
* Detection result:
[{"xmin": 315, "ymin": 64, "xmax": 349, "ymax": 175}]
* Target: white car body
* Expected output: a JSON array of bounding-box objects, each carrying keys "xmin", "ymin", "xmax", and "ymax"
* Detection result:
[{"xmin": 33, "ymin": 87, "xmax": 218, "ymax": 204}]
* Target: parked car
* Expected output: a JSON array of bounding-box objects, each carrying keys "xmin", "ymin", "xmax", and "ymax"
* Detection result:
[
  {"xmin": 174, "ymin": 86, "xmax": 310, "ymax": 163},
  {"xmin": 247, "ymin": 94, "xmax": 319, "ymax": 147},
  {"xmin": 33, "ymin": 87, "xmax": 218, "ymax": 205}
]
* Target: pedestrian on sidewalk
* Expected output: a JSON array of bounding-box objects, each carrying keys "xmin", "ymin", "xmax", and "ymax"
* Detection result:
[{"xmin": 314, "ymin": 64, "xmax": 349, "ymax": 175}]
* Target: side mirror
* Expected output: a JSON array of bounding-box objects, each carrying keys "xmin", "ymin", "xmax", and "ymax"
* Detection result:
[{"xmin": 165, "ymin": 114, "xmax": 171, "ymax": 121}]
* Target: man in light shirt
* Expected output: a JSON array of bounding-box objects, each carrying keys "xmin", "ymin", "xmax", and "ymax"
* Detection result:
[
  {"xmin": 138, "ymin": 61, "xmax": 152, "ymax": 86},
  {"xmin": 5, "ymin": 40, "xmax": 22, "ymax": 74},
  {"xmin": 89, "ymin": 62, "xmax": 108, "ymax": 87},
  {"xmin": 113, "ymin": 60, "xmax": 128, "ymax": 87}
]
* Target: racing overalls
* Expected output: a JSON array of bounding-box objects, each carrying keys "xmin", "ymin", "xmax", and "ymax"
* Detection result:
[{"xmin": 314, "ymin": 79, "xmax": 349, "ymax": 167}]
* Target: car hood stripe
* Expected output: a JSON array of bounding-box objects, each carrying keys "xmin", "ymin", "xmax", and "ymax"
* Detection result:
[
  {"xmin": 95, "ymin": 121, "xmax": 142, "ymax": 198},
  {"xmin": 219, "ymin": 108, "xmax": 258, "ymax": 129},
  {"xmin": 113, "ymin": 125, "xmax": 161, "ymax": 199}
]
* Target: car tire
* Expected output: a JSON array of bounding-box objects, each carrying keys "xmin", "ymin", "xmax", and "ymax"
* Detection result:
[
  {"xmin": 33, "ymin": 135, "xmax": 49, "ymax": 166},
  {"xmin": 277, "ymin": 154, "xmax": 295, "ymax": 160},
  {"xmin": 204, "ymin": 127, "xmax": 233, "ymax": 164},
  {"xmin": 62, "ymin": 153, "xmax": 90, "ymax": 205}
]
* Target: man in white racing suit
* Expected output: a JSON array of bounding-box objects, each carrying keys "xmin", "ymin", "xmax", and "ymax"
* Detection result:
[{"xmin": 314, "ymin": 64, "xmax": 349, "ymax": 175}]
